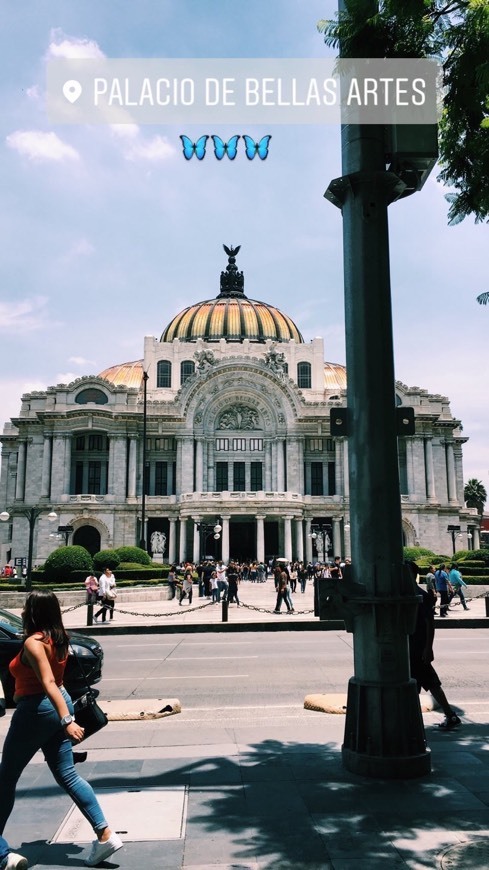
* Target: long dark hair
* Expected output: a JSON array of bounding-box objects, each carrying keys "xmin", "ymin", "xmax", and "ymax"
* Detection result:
[{"xmin": 23, "ymin": 590, "xmax": 69, "ymax": 660}]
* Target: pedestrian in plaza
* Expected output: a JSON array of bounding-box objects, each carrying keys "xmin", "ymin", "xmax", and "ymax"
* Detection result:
[
  {"xmin": 434, "ymin": 563, "xmax": 451, "ymax": 617},
  {"xmin": 407, "ymin": 563, "xmax": 462, "ymax": 731},
  {"xmin": 299, "ymin": 563, "xmax": 308, "ymax": 593},
  {"xmin": 167, "ymin": 565, "xmax": 177, "ymax": 600},
  {"xmin": 210, "ymin": 570, "xmax": 220, "ymax": 603},
  {"xmin": 274, "ymin": 569, "xmax": 293, "ymax": 614},
  {"xmin": 424, "ymin": 564, "xmax": 437, "ymax": 605},
  {"xmin": 227, "ymin": 562, "xmax": 241, "ymax": 606},
  {"xmin": 330, "ymin": 557, "xmax": 343, "ymax": 580},
  {"xmin": 216, "ymin": 561, "xmax": 228, "ymax": 601},
  {"xmin": 448, "ymin": 563, "xmax": 469, "ymax": 610},
  {"xmin": 179, "ymin": 568, "xmax": 194, "ymax": 605},
  {"xmin": 289, "ymin": 564, "xmax": 298, "ymax": 593},
  {"xmin": 94, "ymin": 567, "xmax": 117, "ymax": 622},
  {"xmin": 0, "ymin": 590, "xmax": 123, "ymax": 869},
  {"xmin": 84, "ymin": 573, "xmax": 99, "ymax": 605}
]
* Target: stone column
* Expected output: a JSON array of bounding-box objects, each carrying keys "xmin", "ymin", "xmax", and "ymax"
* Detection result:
[
  {"xmin": 108, "ymin": 436, "xmax": 116, "ymax": 495},
  {"xmin": 15, "ymin": 441, "xmax": 27, "ymax": 500},
  {"xmin": 424, "ymin": 437, "xmax": 436, "ymax": 502},
  {"xmin": 335, "ymin": 438, "xmax": 343, "ymax": 495},
  {"xmin": 179, "ymin": 517, "xmax": 187, "ymax": 563},
  {"xmin": 343, "ymin": 440, "xmax": 349, "ymax": 496},
  {"xmin": 41, "ymin": 436, "xmax": 52, "ymax": 498},
  {"xmin": 112, "ymin": 436, "xmax": 127, "ymax": 500},
  {"xmin": 298, "ymin": 438, "xmax": 305, "ymax": 494},
  {"xmin": 265, "ymin": 440, "xmax": 272, "ymax": 491},
  {"xmin": 343, "ymin": 519, "xmax": 352, "ymax": 560},
  {"xmin": 195, "ymin": 438, "xmax": 204, "ymax": 494},
  {"xmin": 180, "ymin": 438, "xmax": 194, "ymax": 494},
  {"xmin": 50, "ymin": 434, "xmax": 65, "ymax": 500},
  {"xmin": 256, "ymin": 514, "xmax": 265, "ymax": 563},
  {"xmin": 277, "ymin": 440, "xmax": 285, "ymax": 492},
  {"xmin": 271, "ymin": 441, "xmax": 277, "ymax": 491},
  {"xmin": 62, "ymin": 435, "xmax": 72, "ymax": 495},
  {"xmin": 473, "ymin": 527, "xmax": 480, "ymax": 549},
  {"xmin": 207, "ymin": 440, "xmax": 215, "ymax": 491},
  {"xmin": 202, "ymin": 440, "xmax": 208, "ymax": 492},
  {"xmin": 128, "ymin": 438, "xmax": 137, "ymax": 498},
  {"xmin": 333, "ymin": 517, "xmax": 342, "ymax": 558},
  {"xmin": 286, "ymin": 437, "xmax": 300, "ymax": 493},
  {"xmin": 305, "ymin": 528, "xmax": 313, "ymax": 563},
  {"xmin": 284, "ymin": 515, "xmax": 293, "ymax": 562},
  {"xmin": 446, "ymin": 442, "xmax": 457, "ymax": 504},
  {"xmin": 168, "ymin": 518, "xmax": 177, "ymax": 564},
  {"xmin": 175, "ymin": 438, "xmax": 183, "ymax": 496},
  {"xmin": 192, "ymin": 517, "xmax": 200, "ymax": 563},
  {"xmin": 221, "ymin": 515, "xmax": 230, "ymax": 564},
  {"xmin": 406, "ymin": 440, "xmax": 415, "ymax": 499},
  {"xmin": 295, "ymin": 518, "xmax": 304, "ymax": 562}
]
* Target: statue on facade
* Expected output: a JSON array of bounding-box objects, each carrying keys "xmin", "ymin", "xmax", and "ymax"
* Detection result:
[
  {"xmin": 150, "ymin": 530, "xmax": 166, "ymax": 555},
  {"xmin": 217, "ymin": 404, "xmax": 260, "ymax": 430},
  {"xmin": 264, "ymin": 344, "xmax": 287, "ymax": 377},
  {"xmin": 194, "ymin": 349, "xmax": 216, "ymax": 373}
]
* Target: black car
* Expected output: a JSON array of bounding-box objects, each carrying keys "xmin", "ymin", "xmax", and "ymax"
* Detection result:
[{"xmin": 0, "ymin": 607, "xmax": 104, "ymax": 705}]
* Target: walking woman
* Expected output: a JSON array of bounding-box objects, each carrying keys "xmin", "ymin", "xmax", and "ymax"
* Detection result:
[{"xmin": 0, "ymin": 590, "xmax": 122, "ymax": 868}]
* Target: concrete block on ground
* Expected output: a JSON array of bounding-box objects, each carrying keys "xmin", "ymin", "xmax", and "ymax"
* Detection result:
[{"xmin": 100, "ymin": 697, "xmax": 181, "ymax": 720}]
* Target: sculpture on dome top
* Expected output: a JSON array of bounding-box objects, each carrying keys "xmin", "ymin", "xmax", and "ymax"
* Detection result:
[
  {"xmin": 220, "ymin": 244, "xmax": 244, "ymax": 296},
  {"xmin": 194, "ymin": 349, "xmax": 216, "ymax": 372},
  {"xmin": 264, "ymin": 344, "xmax": 287, "ymax": 377}
]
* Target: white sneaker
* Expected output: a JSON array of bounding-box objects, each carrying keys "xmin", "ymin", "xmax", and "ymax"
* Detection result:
[
  {"xmin": 85, "ymin": 833, "xmax": 123, "ymax": 866},
  {"xmin": 4, "ymin": 853, "xmax": 28, "ymax": 870}
]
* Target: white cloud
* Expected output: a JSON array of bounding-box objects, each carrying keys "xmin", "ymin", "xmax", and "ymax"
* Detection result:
[
  {"xmin": 123, "ymin": 134, "xmax": 175, "ymax": 162},
  {"xmin": 6, "ymin": 130, "xmax": 80, "ymax": 162},
  {"xmin": 110, "ymin": 124, "xmax": 140, "ymax": 140},
  {"xmin": 56, "ymin": 372, "xmax": 79, "ymax": 384},
  {"xmin": 0, "ymin": 297, "xmax": 53, "ymax": 333},
  {"xmin": 47, "ymin": 28, "xmax": 105, "ymax": 60},
  {"xmin": 69, "ymin": 356, "xmax": 96, "ymax": 367},
  {"xmin": 26, "ymin": 85, "xmax": 41, "ymax": 102}
]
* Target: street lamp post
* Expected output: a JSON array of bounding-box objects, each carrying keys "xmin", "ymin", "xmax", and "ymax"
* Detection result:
[
  {"xmin": 0, "ymin": 507, "xmax": 58, "ymax": 591},
  {"xmin": 196, "ymin": 520, "xmax": 222, "ymax": 563},
  {"xmin": 447, "ymin": 524, "xmax": 462, "ymax": 555}
]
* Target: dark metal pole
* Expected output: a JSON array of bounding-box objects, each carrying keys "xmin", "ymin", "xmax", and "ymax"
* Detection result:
[
  {"xmin": 323, "ymin": 1, "xmax": 430, "ymax": 778},
  {"xmin": 25, "ymin": 508, "xmax": 37, "ymax": 593},
  {"xmin": 139, "ymin": 371, "xmax": 149, "ymax": 550}
]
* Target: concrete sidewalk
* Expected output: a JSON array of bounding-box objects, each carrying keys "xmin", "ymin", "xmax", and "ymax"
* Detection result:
[{"xmin": 1, "ymin": 704, "xmax": 488, "ymax": 868}]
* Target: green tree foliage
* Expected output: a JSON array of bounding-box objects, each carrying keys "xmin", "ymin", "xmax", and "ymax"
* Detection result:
[
  {"xmin": 92, "ymin": 549, "xmax": 121, "ymax": 572},
  {"xmin": 318, "ymin": 0, "xmax": 489, "ymax": 224},
  {"xmin": 114, "ymin": 546, "xmax": 151, "ymax": 566},
  {"xmin": 44, "ymin": 545, "xmax": 92, "ymax": 581},
  {"xmin": 464, "ymin": 477, "xmax": 488, "ymax": 516}
]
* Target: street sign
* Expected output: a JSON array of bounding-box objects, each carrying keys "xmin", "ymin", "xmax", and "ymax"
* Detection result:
[{"xmin": 14, "ymin": 557, "xmax": 27, "ymax": 567}]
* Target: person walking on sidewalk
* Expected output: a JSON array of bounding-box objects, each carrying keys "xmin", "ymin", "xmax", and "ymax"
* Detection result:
[
  {"xmin": 448, "ymin": 564, "xmax": 469, "ymax": 610},
  {"xmin": 94, "ymin": 568, "xmax": 117, "ymax": 622},
  {"xmin": 179, "ymin": 568, "xmax": 194, "ymax": 605},
  {"xmin": 227, "ymin": 562, "xmax": 241, "ymax": 606},
  {"xmin": 434, "ymin": 563, "xmax": 451, "ymax": 617},
  {"xmin": 274, "ymin": 570, "xmax": 293, "ymax": 614},
  {"xmin": 408, "ymin": 563, "xmax": 462, "ymax": 731},
  {"xmin": 0, "ymin": 590, "xmax": 123, "ymax": 868}
]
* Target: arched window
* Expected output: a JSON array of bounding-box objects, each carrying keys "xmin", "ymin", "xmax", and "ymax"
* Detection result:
[
  {"xmin": 75, "ymin": 388, "xmax": 108, "ymax": 405},
  {"xmin": 180, "ymin": 360, "xmax": 195, "ymax": 384},
  {"xmin": 157, "ymin": 360, "xmax": 172, "ymax": 388},
  {"xmin": 297, "ymin": 361, "xmax": 312, "ymax": 389}
]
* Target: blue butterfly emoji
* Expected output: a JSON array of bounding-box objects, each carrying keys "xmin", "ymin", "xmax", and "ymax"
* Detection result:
[
  {"xmin": 212, "ymin": 135, "xmax": 240, "ymax": 160},
  {"xmin": 243, "ymin": 134, "xmax": 272, "ymax": 161},
  {"xmin": 179, "ymin": 135, "xmax": 208, "ymax": 160}
]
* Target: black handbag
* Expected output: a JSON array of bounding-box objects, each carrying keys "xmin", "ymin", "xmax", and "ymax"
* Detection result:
[
  {"xmin": 69, "ymin": 645, "xmax": 108, "ymax": 740},
  {"xmin": 73, "ymin": 691, "xmax": 108, "ymax": 739}
]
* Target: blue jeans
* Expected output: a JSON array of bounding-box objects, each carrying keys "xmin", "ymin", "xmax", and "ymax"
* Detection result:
[
  {"xmin": 0, "ymin": 835, "xmax": 9, "ymax": 868},
  {"xmin": 0, "ymin": 687, "xmax": 107, "ymax": 852}
]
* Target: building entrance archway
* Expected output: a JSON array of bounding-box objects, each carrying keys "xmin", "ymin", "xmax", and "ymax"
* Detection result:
[{"xmin": 73, "ymin": 525, "xmax": 101, "ymax": 556}]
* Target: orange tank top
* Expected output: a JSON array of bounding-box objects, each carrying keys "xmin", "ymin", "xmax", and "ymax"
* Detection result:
[{"xmin": 9, "ymin": 634, "xmax": 68, "ymax": 697}]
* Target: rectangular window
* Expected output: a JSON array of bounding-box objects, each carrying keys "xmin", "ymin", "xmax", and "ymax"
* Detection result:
[
  {"xmin": 233, "ymin": 461, "xmax": 246, "ymax": 491},
  {"xmin": 249, "ymin": 438, "xmax": 263, "ymax": 451},
  {"xmin": 155, "ymin": 461, "xmax": 168, "ymax": 496},
  {"xmin": 328, "ymin": 461, "xmax": 336, "ymax": 495},
  {"xmin": 75, "ymin": 462, "xmax": 83, "ymax": 493},
  {"xmin": 75, "ymin": 436, "xmax": 85, "ymax": 451},
  {"xmin": 155, "ymin": 438, "xmax": 175, "ymax": 451},
  {"xmin": 88, "ymin": 461, "xmax": 101, "ymax": 494},
  {"xmin": 311, "ymin": 462, "xmax": 324, "ymax": 496},
  {"xmin": 309, "ymin": 438, "xmax": 323, "ymax": 452},
  {"xmin": 232, "ymin": 438, "xmax": 246, "ymax": 451},
  {"xmin": 215, "ymin": 438, "xmax": 229, "ymax": 451},
  {"xmin": 250, "ymin": 461, "xmax": 263, "ymax": 491},
  {"xmin": 88, "ymin": 434, "xmax": 105, "ymax": 451},
  {"xmin": 216, "ymin": 462, "xmax": 228, "ymax": 491},
  {"xmin": 325, "ymin": 438, "xmax": 334, "ymax": 452}
]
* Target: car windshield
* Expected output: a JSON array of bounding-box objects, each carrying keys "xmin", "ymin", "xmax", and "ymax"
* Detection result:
[{"xmin": 0, "ymin": 608, "xmax": 23, "ymax": 631}]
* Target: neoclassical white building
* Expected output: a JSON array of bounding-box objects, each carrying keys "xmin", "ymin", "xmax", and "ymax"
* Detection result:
[{"xmin": 0, "ymin": 247, "xmax": 479, "ymax": 568}]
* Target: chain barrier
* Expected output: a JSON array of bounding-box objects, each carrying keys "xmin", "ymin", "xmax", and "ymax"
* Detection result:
[{"xmin": 239, "ymin": 601, "xmax": 315, "ymax": 615}]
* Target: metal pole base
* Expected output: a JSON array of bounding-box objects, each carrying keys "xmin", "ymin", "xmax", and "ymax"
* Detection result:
[
  {"xmin": 221, "ymin": 599, "xmax": 229, "ymax": 622},
  {"xmin": 342, "ymin": 677, "xmax": 431, "ymax": 779}
]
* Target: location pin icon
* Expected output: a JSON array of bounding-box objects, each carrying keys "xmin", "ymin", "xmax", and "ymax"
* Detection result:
[{"xmin": 63, "ymin": 80, "xmax": 82, "ymax": 104}]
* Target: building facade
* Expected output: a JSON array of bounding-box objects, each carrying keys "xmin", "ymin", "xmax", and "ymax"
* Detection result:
[{"xmin": 0, "ymin": 248, "xmax": 479, "ymax": 568}]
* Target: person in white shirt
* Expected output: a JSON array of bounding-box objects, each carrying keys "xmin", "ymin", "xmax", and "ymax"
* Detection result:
[{"xmin": 94, "ymin": 568, "xmax": 116, "ymax": 622}]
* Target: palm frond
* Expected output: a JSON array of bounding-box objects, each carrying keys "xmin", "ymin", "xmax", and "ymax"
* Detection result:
[{"xmin": 477, "ymin": 292, "xmax": 489, "ymax": 305}]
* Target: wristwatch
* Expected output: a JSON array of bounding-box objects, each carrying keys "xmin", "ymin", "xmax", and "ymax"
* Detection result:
[{"xmin": 60, "ymin": 714, "xmax": 74, "ymax": 727}]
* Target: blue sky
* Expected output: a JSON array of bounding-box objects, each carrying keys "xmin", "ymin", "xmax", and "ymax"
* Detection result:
[{"xmin": 0, "ymin": 0, "xmax": 487, "ymax": 485}]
